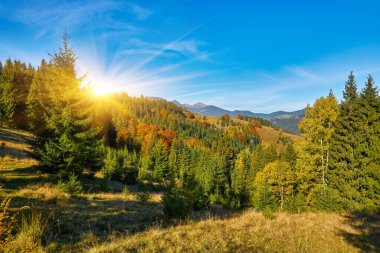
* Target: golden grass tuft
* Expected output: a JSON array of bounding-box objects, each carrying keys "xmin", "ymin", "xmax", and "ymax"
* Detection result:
[
  {"xmin": 6, "ymin": 210, "xmax": 48, "ymax": 253},
  {"xmin": 89, "ymin": 211, "xmax": 359, "ymax": 253},
  {"xmin": 16, "ymin": 183, "xmax": 69, "ymax": 201},
  {"xmin": 0, "ymin": 156, "xmax": 38, "ymax": 170}
]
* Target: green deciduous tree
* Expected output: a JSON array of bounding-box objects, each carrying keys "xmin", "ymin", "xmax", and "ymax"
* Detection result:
[
  {"xmin": 253, "ymin": 160, "xmax": 294, "ymax": 210},
  {"xmin": 297, "ymin": 92, "xmax": 339, "ymax": 204}
]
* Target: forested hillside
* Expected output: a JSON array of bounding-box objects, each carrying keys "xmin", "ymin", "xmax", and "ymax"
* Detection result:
[
  {"xmin": 1, "ymin": 38, "xmax": 379, "ymax": 210},
  {"xmin": 0, "ymin": 38, "xmax": 379, "ymax": 252}
]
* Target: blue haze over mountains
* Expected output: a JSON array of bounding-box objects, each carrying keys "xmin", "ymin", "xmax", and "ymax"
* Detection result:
[{"xmin": 164, "ymin": 98, "xmax": 305, "ymax": 134}]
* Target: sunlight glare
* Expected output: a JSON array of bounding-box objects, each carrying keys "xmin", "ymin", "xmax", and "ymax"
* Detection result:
[{"xmin": 88, "ymin": 74, "xmax": 115, "ymax": 96}]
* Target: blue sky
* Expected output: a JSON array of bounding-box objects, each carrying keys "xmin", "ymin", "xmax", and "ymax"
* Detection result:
[{"xmin": 1, "ymin": 0, "xmax": 380, "ymax": 112}]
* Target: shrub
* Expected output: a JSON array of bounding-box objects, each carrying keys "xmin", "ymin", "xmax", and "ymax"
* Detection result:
[
  {"xmin": 162, "ymin": 188, "xmax": 192, "ymax": 219},
  {"xmin": 310, "ymin": 188, "xmax": 344, "ymax": 212},
  {"xmin": 58, "ymin": 174, "xmax": 83, "ymax": 196},
  {"xmin": 253, "ymin": 185, "xmax": 279, "ymax": 212},
  {"xmin": 283, "ymin": 193, "xmax": 307, "ymax": 212},
  {"xmin": 102, "ymin": 149, "xmax": 121, "ymax": 180},
  {"xmin": 122, "ymin": 187, "xmax": 129, "ymax": 195}
]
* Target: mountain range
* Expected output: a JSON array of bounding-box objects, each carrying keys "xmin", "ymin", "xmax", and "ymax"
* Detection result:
[{"xmin": 170, "ymin": 100, "xmax": 305, "ymax": 134}]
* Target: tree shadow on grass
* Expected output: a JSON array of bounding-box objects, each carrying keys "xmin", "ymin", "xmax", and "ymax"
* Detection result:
[
  {"xmin": 339, "ymin": 211, "xmax": 380, "ymax": 253},
  {"xmin": 0, "ymin": 128, "xmax": 34, "ymax": 145},
  {"xmin": 0, "ymin": 145, "xmax": 32, "ymax": 159},
  {"xmin": 8, "ymin": 194, "xmax": 164, "ymax": 248},
  {"xmin": 1, "ymin": 165, "xmax": 51, "ymax": 190}
]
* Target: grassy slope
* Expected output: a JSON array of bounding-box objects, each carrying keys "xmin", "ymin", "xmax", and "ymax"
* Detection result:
[
  {"xmin": 203, "ymin": 116, "xmax": 304, "ymax": 150},
  {"xmin": 1, "ymin": 128, "xmax": 379, "ymax": 252},
  {"xmin": 90, "ymin": 211, "xmax": 360, "ymax": 253},
  {"xmin": 0, "ymin": 128, "xmax": 163, "ymax": 251}
]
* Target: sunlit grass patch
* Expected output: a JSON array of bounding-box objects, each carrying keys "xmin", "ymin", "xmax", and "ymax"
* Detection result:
[
  {"xmin": 15, "ymin": 183, "xmax": 68, "ymax": 201},
  {"xmin": 0, "ymin": 156, "xmax": 38, "ymax": 170},
  {"xmin": 89, "ymin": 211, "xmax": 359, "ymax": 253}
]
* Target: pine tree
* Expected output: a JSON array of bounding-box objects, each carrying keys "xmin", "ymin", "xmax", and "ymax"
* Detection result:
[
  {"xmin": 2, "ymin": 58, "xmax": 35, "ymax": 129},
  {"xmin": 329, "ymin": 72, "xmax": 361, "ymax": 207},
  {"xmin": 152, "ymin": 141, "xmax": 170, "ymax": 182},
  {"xmin": 27, "ymin": 59, "xmax": 49, "ymax": 133},
  {"xmin": 37, "ymin": 35, "xmax": 104, "ymax": 176},
  {"xmin": 0, "ymin": 75, "xmax": 16, "ymax": 127},
  {"xmin": 355, "ymin": 75, "xmax": 380, "ymax": 208}
]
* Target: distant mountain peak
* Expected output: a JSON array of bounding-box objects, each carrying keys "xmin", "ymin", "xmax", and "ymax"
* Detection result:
[
  {"xmin": 194, "ymin": 102, "xmax": 207, "ymax": 107},
  {"xmin": 172, "ymin": 100, "xmax": 181, "ymax": 106}
]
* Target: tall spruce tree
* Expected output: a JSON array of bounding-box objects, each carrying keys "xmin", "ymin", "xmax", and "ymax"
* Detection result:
[
  {"xmin": 355, "ymin": 75, "xmax": 380, "ymax": 207},
  {"xmin": 36, "ymin": 35, "xmax": 104, "ymax": 176},
  {"xmin": 2, "ymin": 58, "xmax": 35, "ymax": 129},
  {"xmin": 329, "ymin": 72, "xmax": 361, "ymax": 208},
  {"xmin": 0, "ymin": 74, "xmax": 16, "ymax": 127},
  {"xmin": 27, "ymin": 59, "xmax": 49, "ymax": 134}
]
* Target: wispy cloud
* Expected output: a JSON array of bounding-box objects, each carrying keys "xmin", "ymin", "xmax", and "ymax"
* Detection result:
[
  {"xmin": 1, "ymin": 0, "xmax": 151, "ymax": 37},
  {"xmin": 181, "ymin": 48, "xmax": 380, "ymax": 113},
  {"xmin": 126, "ymin": 2, "xmax": 151, "ymax": 20},
  {"xmin": 121, "ymin": 38, "xmax": 208, "ymax": 59}
]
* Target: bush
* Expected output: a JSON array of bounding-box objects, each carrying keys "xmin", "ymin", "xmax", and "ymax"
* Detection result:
[
  {"xmin": 162, "ymin": 188, "xmax": 192, "ymax": 219},
  {"xmin": 283, "ymin": 193, "xmax": 307, "ymax": 212},
  {"xmin": 253, "ymin": 185, "xmax": 279, "ymax": 212},
  {"xmin": 122, "ymin": 187, "xmax": 129, "ymax": 195},
  {"xmin": 102, "ymin": 149, "xmax": 121, "ymax": 180},
  {"xmin": 310, "ymin": 188, "xmax": 344, "ymax": 212},
  {"xmin": 58, "ymin": 174, "xmax": 83, "ymax": 196}
]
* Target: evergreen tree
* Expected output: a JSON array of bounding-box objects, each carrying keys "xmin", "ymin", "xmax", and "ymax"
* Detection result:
[
  {"xmin": 355, "ymin": 75, "xmax": 380, "ymax": 208},
  {"xmin": 2, "ymin": 58, "xmax": 35, "ymax": 129},
  {"xmin": 37, "ymin": 35, "xmax": 104, "ymax": 176},
  {"xmin": 152, "ymin": 141, "xmax": 170, "ymax": 182},
  {"xmin": 102, "ymin": 148, "xmax": 121, "ymax": 179},
  {"xmin": 329, "ymin": 72, "xmax": 361, "ymax": 207},
  {"xmin": 27, "ymin": 59, "xmax": 49, "ymax": 133},
  {"xmin": 231, "ymin": 148, "xmax": 252, "ymax": 207},
  {"xmin": 0, "ymin": 75, "xmax": 16, "ymax": 126}
]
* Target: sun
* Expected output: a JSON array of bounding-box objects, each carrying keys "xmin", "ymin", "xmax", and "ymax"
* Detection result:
[
  {"xmin": 89, "ymin": 77, "xmax": 114, "ymax": 96},
  {"xmin": 92, "ymin": 83, "xmax": 111, "ymax": 96}
]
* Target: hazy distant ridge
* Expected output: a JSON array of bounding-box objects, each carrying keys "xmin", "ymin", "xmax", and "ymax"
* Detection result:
[{"xmin": 161, "ymin": 98, "xmax": 305, "ymax": 133}]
